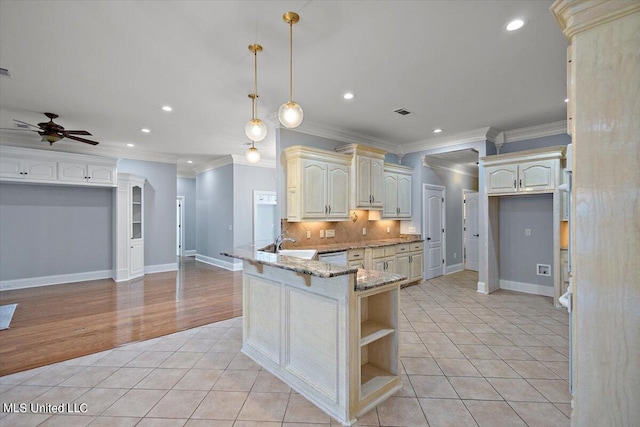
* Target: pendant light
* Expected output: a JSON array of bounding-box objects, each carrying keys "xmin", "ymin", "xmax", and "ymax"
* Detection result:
[
  {"xmin": 278, "ymin": 12, "xmax": 303, "ymax": 128},
  {"xmin": 245, "ymin": 44, "xmax": 267, "ymax": 142},
  {"xmin": 246, "ymin": 140, "xmax": 261, "ymax": 163}
]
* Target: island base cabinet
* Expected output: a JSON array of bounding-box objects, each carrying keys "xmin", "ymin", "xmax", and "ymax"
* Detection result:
[{"xmin": 241, "ymin": 261, "xmax": 401, "ymax": 426}]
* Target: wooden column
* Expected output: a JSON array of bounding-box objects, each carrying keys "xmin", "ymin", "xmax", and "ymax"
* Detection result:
[{"xmin": 552, "ymin": 1, "xmax": 640, "ymax": 425}]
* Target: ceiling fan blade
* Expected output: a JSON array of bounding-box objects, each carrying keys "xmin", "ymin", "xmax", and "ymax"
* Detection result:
[
  {"xmin": 0, "ymin": 127, "xmax": 39, "ymax": 132},
  {"xmin": 64, "ymin": 134, "xmax": 99, "ymax": 145},
  {"xmin": 63, "ymin": 130, "xmax": 92, "ymax": 136},
  {"xmin": 13, "ymin": 119, "xmax": 41, "ymax": 129}
]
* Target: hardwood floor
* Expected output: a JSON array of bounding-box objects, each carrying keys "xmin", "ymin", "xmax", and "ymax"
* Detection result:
[{"xmin": 0, "ymin": 257, "xmax": 243, "ymax": 376}]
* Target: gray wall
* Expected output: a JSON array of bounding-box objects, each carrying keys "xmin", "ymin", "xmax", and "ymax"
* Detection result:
[
  {"xmin": 177, "ymin": 177, "xmax": 196, "ymax": 252},
  {"xmin": 500, "ymin": 133, "xmax": 570, "ymax": 154},
  {"xmin": 0, "ymin": 183, "xmax": 113, "ymax": 280},
  {"xmin": 118, "ymin": 159, "xmax": 177, "ymax": 267},
  {"xmin": 196, "ymin": 164, "xmax": 234, "ymax": 262},
  {"xmin": 499, "ymin": 195, "xmax": 554, "ymax": 286},
  {"xmin": 233, "ymin": 164, "xmax": 277, "ymax": 246}
]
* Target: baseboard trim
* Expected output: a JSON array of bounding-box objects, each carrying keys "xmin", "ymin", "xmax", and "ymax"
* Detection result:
[
  {"xmin": 477, "ymin": 281, "xmax": 488, "ymax": 294},
  {"xmin": 445, "ymin": 263, "xmax": 463, "ymax": 275},
  {"xmin": 184, "ymin": 250, "xmax": 197, "ymax": 256},
  {"xmin": 499, "ymin": 279, "xmax": 554, "ymax": 297},
  {"xmin": 196, "ymin": 254, "xmax": 243, "ymax": 271},
  {"xmin": 0, "ymin": 270, "xmax": 113, "ymax": 291},
  {"xmin": 145, "ymin": 263, "xmax": 178, "ymax": 274}
]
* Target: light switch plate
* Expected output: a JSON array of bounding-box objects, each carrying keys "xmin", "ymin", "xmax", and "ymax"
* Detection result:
[
  {"xmin": 362, "ymin": 227, "xmax": 367, "ymax": 235},
  {"xmin": 306, "ymin": 230, "xmax": 311, "ymax": 239},
  {"xmin": 320, "ymin": 230, "xmax": 325, "ymax": 238}
]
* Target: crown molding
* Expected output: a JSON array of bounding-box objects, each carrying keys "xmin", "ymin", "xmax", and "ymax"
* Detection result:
[
  {"xmin": 194, "ymin": 155, "xmax": 233, "ymax": 173},
  {"xmin": 552, "ymin": 0, "xmax": 640, "ymax": 40},
  {"xmin": 402, "ymin": 127, "xmax": 493, "ymax": 155},
  {"xmin": 503, "ymin": 120, "xmax": 567, "ymax": 144},
  {"xmin": 422, "ymin": 156, "xmax": 479, "ymax": 178},
  {"xmin": 177, "ymin": 172, "xmax": 196, "ymax": 179},
  {"xmin": 230, "ymin": 154, "xmax": 276, "ymax": 169}
]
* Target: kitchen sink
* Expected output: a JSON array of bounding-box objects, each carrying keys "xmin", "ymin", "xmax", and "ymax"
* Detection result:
[{"xmin": 277, "ymin": 249, "xmax": 318, "ymax": 260}]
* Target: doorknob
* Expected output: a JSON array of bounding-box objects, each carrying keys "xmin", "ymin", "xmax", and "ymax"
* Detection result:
[
  {"xmin": 427, "ymin": 237, "xmax": 431, "ymax": 241},
  {"xmin": 474, "ymin": 234, "xmax": 479, "ymax": 237}
]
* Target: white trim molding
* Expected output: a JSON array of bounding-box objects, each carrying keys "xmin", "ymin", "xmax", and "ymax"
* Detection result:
[
  {"xmin": 477, "ymin": 281, "xmax": 488, "ymax": 294},
  {"xmin": 403, "ymin": 127, "xmax": 494, "ymax": 155},
  {"xmin": 145, "ymin": 263, "xmax": 178, "ymax": 275},
  {"xmin": 196, "ymin": 254, "xmax": 243, "ymax": 271},
  {"xmin": 0, "ymin": 269, "xmax": 113, "ymax": 291},
  {"xmin": 194, "ymin": 155, "xmax": 234, "ymax": 174},
  {"xmin": 499, "ymin": 280, "xmax": 555, "ymax": 297},
  {"xmin": 184, "ymin": 250, "xmax": 197, "ymax": 256},
  {"xmin": 231, "ymin": 154, "xmax": 276, "ymax": 169},
  {"xmin": 503, "ymin": 121, "xmax": 568, "ymax": 144},
  {"xmin": 445, "ymin": 263, "xmax": 464, "ymax": 275}
]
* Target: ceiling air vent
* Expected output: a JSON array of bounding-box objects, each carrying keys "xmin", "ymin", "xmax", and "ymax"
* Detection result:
[
  {"xmin": 0, "ymin": 68, "xmax": 10, "ymax": 77},
  {"xmin": 393, "ymin": 108, "xmax": 412, "ymax": 116}
]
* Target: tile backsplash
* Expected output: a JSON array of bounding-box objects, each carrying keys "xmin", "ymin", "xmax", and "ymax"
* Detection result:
[{"xmin": 280, "ymin": 210, "xmax": 401, "ymax": 247}]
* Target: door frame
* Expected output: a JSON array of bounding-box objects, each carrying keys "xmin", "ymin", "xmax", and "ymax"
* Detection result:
[
  {"xmin": 253, "ymin": 190, "xmax": 277, "ymax": 243},
  {"xmin": 422, "ymin": 184, "xmax": 446, "ymax": 279},
  {"xmin": 462, "ymin": 189, "xmax": 479, "ymax": 271},
  {"xmin": 176, "ymin": 196, "xmax": 185, "ymax": 257}
]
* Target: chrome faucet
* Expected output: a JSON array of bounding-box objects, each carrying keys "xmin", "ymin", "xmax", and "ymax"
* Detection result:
[{"xmin": 274, "ymin": 232, "xmax": 297, "ymax": 252}]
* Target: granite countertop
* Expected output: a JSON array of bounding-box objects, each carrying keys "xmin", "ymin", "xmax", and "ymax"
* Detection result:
[
  {"xmin": 294, "ymin": 236, "xmax": 424, "ymax": 254},
  {"xmin": 221, "ymin": 245, "xmax": 406, "ymax": 292}
]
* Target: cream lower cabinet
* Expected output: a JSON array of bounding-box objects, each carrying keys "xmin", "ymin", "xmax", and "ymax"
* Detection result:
[
  {"xmin": 370, "ymin": 247, "xmax": 396, "ymax": 274},
  {"xmin": 285, "ymin": 146, "xmax": 351, "ymax": 222},
  {"xmin": 394, "ymin": 242, "xmax": 423, "ymax": 284},
  {"xmin": 382, "ymin": 164, "xmax": 413, "ymax": 218},
  {"xmin": 348, "ymin": 249, "xmax": 365, "ymax": 269},
  {"xmin": 114, "ymin": 173, "xmax": 145, "ymax": 281}
]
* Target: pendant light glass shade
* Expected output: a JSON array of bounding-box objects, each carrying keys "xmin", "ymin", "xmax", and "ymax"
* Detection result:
[
  {"xmin": 246, "ymin": 144, "xmax": 261, "ymax": 163},
  {"xmin": 245, "ymin": 44, "xmax": 267, "ymax": 142},
  {"xmin": 279, "ymin": 12, "xmax": 303, "ymax": 129}
]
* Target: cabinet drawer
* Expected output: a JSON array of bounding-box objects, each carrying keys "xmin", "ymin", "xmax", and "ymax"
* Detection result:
[
  {"xmin": 372, "ymin": 245, "xmax": 397, "ymax": 258},
  {"xmin": 348, "ymin": 249, "xmax": 365, "ymax": 261},
  {"xmin": 372, "ymin": 247, "xmax": 385, "ymax": 259},
  {"xmin": 396, "ymin": 244, "xmax": 410, "ymax": 254},
  {"xmin": 410, "ymin": 242, "xmax": 423, "ymax": 252}
]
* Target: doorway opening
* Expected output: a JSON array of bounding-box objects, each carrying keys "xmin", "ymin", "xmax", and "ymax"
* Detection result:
[{"xmin": 253, "ymin": 191, "xmax": 277, "ymax": 245}]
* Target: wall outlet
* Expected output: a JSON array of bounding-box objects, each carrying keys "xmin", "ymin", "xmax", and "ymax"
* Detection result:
[
  {"xmin": 325, "ymin": 229, "xmax": 335, "ymax": 238},
  {"xmin": 454, "ymin": 252, "xmax": 457, "ymax": 259},
  {"xmin": 362, "ymin": 227, "xmax": 367, "ymax": 235},
  {"xmin": 525, "ymin": 228, "xmax": 531, "ymax": 236},
  {"xmin": 408, "ymin": 226, "xmax": 416, "ymax": 233},
  {"xmin": 537, "ymin": 264, "xmax": 551, "ymax": 276},
  {"xmin": 319, "ymin": 230, "xmax": 325, "ymax": 238},
  {"xmin": 306, "ymin": 230, "xmax": 311, "ymax": 239},
  {"xmin": 386, "ymin": 226, "xmax": 390, "ymax": 233}
]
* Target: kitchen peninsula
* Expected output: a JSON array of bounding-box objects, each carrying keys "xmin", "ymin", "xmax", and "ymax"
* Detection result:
[{"xmin": 222, "ymin": 246, "xmax": 406, "ymax": 426}]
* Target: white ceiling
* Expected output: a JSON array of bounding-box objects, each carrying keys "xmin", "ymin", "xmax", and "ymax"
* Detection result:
[{"xmin": 0, "ymin": 1, "xmax": 568, "ymax": 173}]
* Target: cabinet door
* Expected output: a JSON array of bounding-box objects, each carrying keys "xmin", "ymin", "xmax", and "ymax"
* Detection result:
[
  {"xmin": 356, "ymin": 156, "xmax": 372, "ymax": 206},
  {"xmin": 370, "ymin": 158, "xmax": 384, "ymax": 207},
  {"xmin": 518, "ymin": 160, "xmax": 555, "ymax": 192},
  {"xmin": 58, "ymin": 162, "xmax": 88, "ymax": 183},
  {"xmin": 0, "ymin": 157, "xmax": 24, "ymax": 179},
  {"xmin": 87, "ymin": 164, "xmax": 116, "ymax": 185},
  {"xmin": 382, "ymin": 173, "xmax": 398, "ymax": 217},
  {"xmin": 397, "ymin": 174, "xmax": 412, "ymax": 217},
  {"xmin": 327, "ymin": 163, "xmax": 349, "ymax": 219},
  {"xmin": 23, "ymin": 159, "xmax": 57, "ymax": 181},
  {"xmin": 396, "ymin": 253, "xmax": 410, "ymax": 280},
  {"xmin": 486, "ymin": 165, "xmax": 518, "ymax": 194},
  {"xmin": 302, "ymin": 160, "xmax": 328, "ymax": 219},
  {"xmin": 410, "ymin": 252, "xmax": 423, "ymax": 282},
  {"xmin": 130, "ymin": 240, "xmax": 145, "ymax": 278},
  {"xmin": 372, "ymin": 258, "xmax": 386, "ymax": 272},
  {"xmin": 385, "ymin": 256, "xmax": 396, "ymax": 273}
]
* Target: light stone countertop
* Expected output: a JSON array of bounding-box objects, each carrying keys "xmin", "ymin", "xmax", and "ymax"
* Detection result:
[
  {"xmin": 221, "ymin": 245, "xmax": 406, "ymax": 291},
  {"xmin": 285, "ymin": 235, "xmax": 424, "ymax": 254}
]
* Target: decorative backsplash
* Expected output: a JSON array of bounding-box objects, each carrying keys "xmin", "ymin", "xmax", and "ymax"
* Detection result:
[{"xmin": 280, "ymin": 210, "xmax": 402, "ymax": 247}]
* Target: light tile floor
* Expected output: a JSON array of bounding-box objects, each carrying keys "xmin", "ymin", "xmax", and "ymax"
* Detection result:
[{"xmin": 0, "ymin": 270, "xmax": 571, "ymax": 426}]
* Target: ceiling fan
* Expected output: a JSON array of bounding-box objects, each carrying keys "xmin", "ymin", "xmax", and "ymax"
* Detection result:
[{"xmin": 0, "ymin": 112, "xmax": 99, "ymax": 145}]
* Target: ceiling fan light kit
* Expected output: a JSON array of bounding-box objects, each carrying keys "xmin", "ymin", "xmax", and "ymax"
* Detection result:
[{"xmin": 278, "ymin": 12, "xmax": 303, "ymax": 129}]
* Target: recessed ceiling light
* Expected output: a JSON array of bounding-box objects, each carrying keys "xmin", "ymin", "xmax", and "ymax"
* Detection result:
[
  {"xmin": 564, "ymin": 98, "xmax": 569, "ymax": 103},
  {"xmin": 162, "ymin": 105, "xmax": 173, "ymax": 112},
  {"xmin": 343, "ymin": 92, "xmax": 354, "ymax": 100},
  {"xmin": 433, "ymin": 128, "xmax": 443, "ymax": 133},
  {"xmin": 506, "ymin": 19, "xmax": 525, "ymax": 31},
  {"xmin": 187, "ymin": 160, "xmax": 193, "ymax": 164},
  {"xmin": 126, "ymin": 143, "xmax": 135, "ymax": 147},
  {"xmin": 141, "ymin": 128, "xmax": 150, "ymax": 133}
]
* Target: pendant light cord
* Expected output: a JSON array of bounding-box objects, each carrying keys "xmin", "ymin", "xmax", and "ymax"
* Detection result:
[
  {"xmin": 289, "ymin": 21, "xmax": 293, "ymax": 102},
  {"xmin": 253, "ymin": 50, "xmax": 258, "ymax": 119}
]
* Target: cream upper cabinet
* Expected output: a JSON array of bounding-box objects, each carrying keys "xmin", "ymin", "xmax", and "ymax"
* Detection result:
[
  {"xmin": 483, "ymin": 147, "xmax": 565, "ymax": 196},
  {"xmin": 382, "ymin": 163, "xmax": 413, "ymax": 218},
  {"xmin": 336, "ymin": 144, "xmax": 386, "ymax": 209},
  {"xmin": 284, "ymin": 145, "xmax": 351, "ymax": 222},
  {"xmin": 0, "ymin": 146, "xmax": 117, "ymax": 187}
]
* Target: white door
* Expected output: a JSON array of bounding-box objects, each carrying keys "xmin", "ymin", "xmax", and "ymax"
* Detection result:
[
  {"xmin": 424, "ymin": 186, "xmax": 445, "ymax": 279},
  {"xmin": 464, "ymin": 191, "xmax": 479, "ymax": 271}
]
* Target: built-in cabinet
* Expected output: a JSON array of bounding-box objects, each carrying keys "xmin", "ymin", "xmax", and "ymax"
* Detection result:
[
  {"xmin": 382, "ymin": 163, "xmax": 412, "ymax": 218},
  {"xmin": 357, "ymin": 242, "xmax": 424, "ymax": 285},
  {"xmin": 336, "ymin": 144, "xmax": 385, "ymax": 210},
  {"xmin": 348, "ymin": 248, "xmax": 365, "ymax": 269},
  {"xmin": 114, "ymin": 173, "xmax": 145, "ymax": 281},
  {"xmin": 0, "ymin": 146, "xmax": 117, "ymax": 187},
  {"xmin": 481, "ymin": 146, "xmax": 565, "ymax": 305},
  {"xmin": 285, "ymin": 146, "xmax": 351, "ymax": 222}
]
